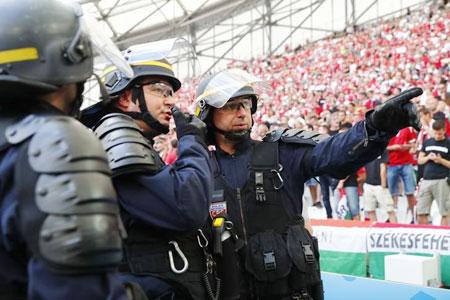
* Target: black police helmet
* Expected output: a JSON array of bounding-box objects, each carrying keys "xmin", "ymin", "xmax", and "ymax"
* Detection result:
[
  {"xmin": 103, "ymin": 58, "xmax": 181, "ymax": 98},
  {"xmin": 83, "ymin": 57, "xmax": 181, "ymax": 134},
  {"xmin": 0, "ymin": 0, "xmax": 93, "ymax": 97}
]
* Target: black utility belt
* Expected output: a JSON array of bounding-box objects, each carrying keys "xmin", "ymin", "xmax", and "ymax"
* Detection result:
[{"xmin": 123, "ymin": 241, "xmax": 205, "ymax": 275}]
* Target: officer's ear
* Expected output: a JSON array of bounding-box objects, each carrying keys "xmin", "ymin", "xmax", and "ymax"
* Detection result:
[{"xmin": 116, "ymin": 90, "xmax": 135, "ymax": 111}]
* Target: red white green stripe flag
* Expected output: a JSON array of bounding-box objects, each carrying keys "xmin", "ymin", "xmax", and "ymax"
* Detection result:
[{"xmin": 312, "ymin": 219, "xmax": 371, "ymax": 277}]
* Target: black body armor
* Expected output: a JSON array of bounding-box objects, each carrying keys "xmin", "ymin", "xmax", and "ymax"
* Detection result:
[{"xmin": 0, "ymin": 113, "xmax": 125, "ymax": 297}]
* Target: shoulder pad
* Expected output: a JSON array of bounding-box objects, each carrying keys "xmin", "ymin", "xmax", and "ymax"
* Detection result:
[
  {"xmin": 39, "ymin": 214, "xmax": 123, "ymax": 273},
  {"xmin": 264, "ymin": 128, "xmax": 329, "ymax": 146},
  {"xmin": 28, "ymin": 116, "xmax": 111, "ymax": 174},
  {"xmin": 263, "ymin": 128, "xmax": 286, "ymax": 143},
  {"xmin": 93, "ymin": 113, "xmax": 142, "ymax": 139},
  {"xmin": 35, "ymin": 171, "xmax": 122, "ymax": 273},
  {"xmin": 13, "ymin": 116, "xmax": 124, "ymax": 274},
  {"xmin": 5, "ymin": 115, "xmax": 47, "ymax": 144},
  {"xmin": 0, "ymin": 115, "xmax": 25, "ymax": 152},
  {"xmin": 94, "ymin": 113, "xmax": 163, "ymax": 176}
]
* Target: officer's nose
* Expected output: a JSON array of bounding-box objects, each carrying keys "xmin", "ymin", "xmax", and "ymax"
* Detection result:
[
  {"xmin": 236, "ymin": 104, "xmax": 248, "ymax": 117},
  {"xmin": 165, "ymin": 95, "xmax": 176, "ymax": 109}
]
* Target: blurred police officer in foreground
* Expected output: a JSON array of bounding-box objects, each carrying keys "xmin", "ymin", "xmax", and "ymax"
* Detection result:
[
  {"xmin": 194, "ymin": 69, "xmax": 423, "ymax": 300},
  {"xmin": 81, "ymin": 43, "xmax": 213, "ymax": 299},
  {"xmin": 0, "ymin": 0, "xmax": 150, "ymax": 299}
]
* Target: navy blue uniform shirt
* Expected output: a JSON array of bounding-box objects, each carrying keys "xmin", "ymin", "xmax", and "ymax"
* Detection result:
[
  {"xmin": 114, "ymin": 135, "xmax": 212, "ymax": 231},
  {"xmin": 214, "ymin": 121, "xmax": 389, "ymax": 216}
]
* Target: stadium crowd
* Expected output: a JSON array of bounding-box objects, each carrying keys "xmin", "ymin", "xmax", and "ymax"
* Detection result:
[{"xmin": 157, "ymin": 3, "xmax": 450, "ymax": 224}]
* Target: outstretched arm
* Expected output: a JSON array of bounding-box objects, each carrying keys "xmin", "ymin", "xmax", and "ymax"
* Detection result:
[{"xmin": 303, "ymin": 88, "xmax": 423, "ymax": 179}]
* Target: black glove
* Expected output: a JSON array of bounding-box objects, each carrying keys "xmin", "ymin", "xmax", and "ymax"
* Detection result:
[
  {"xmin": 366, "ymin": 87, "xmax": 423, "ymax": 135},
  {"xmin": 172, "ymin": 106, "xmax": 207, "ymax": 146}
]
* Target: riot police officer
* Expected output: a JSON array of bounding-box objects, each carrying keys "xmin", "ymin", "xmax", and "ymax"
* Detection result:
[
  {"xmin": 81, "ymin": 46, "xmax": 214, "ymax": 299},
  {"xmin": 194, "ymin": 69, "xmax": 423, "ymax": 300},
  {"xmin": 0, "ymin": 0, "xmax": 145, "ymax": 299}
]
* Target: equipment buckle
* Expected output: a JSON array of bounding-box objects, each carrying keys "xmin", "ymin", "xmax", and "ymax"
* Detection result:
[
  {"xmin": 263, "ymin": 251, "xmax": 276, "ymax": 271},
  {"xmin": 291, "ymin": 290, "xmax": 313, "ymax": 300},
  {"xmin": 255, "ymin": 171, "xmax": 266, "ymax": 202},
  {"xmin": 168, "ymin": 241, "xmax": 189, "ymax": 274},
  {"xmin": 302, "ymin": 242, "xmax": 315, "ymax": 264},
  {"xmin": 255, "ymin": 185, "xmax": 266, "ymax": 202}
]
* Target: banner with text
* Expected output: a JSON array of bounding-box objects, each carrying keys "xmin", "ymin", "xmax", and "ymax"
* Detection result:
[{"xmin": 367, "ymin": 223, "xmax": 450, "ymax": 286}]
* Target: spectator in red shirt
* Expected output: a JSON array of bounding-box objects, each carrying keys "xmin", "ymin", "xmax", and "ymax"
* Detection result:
[{"xmin": 386, "ymin": 127, "xmax": 418, "ymax": 222}]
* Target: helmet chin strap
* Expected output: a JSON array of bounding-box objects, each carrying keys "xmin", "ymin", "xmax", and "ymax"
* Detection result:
[
  {"xmin": 131, "ymin": 86, "xmax": 169, "ymax": 135},
  {"xmin": 214, "ymin": 125, "xmax": 251, "ymax": 142},
  {"xmin": 69, "ymin": 82, "xmax": 85, "ymax": 119}
]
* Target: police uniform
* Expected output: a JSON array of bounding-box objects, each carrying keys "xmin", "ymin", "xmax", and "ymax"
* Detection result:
[
  {"xmin": 0, "ymin": 1, "xmax": 138, "ymax": 299},
  {"xmin": 82, "ymin": 53, "xmax": 213, "ymax": 300},
  {"xmin": 194, "ymin": 70, "xmax": 423, "ymax": 300}
]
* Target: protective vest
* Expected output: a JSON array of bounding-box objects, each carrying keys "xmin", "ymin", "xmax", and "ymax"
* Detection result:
[
  {"xmin": 0, "ymin": 111, "xmax": 124, "ymax": 299},
  {"xmin": 211, "ymin": 129, "xmax": 326, "ymax": 300},
  {"xmin": 94, "ymin": 113, "xmax": 210, "ymax": 300}
]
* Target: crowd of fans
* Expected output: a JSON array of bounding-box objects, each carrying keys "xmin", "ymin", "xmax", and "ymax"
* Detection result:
[{"xmin": 156, "ymin": 2, "xmax": 450, "ymax": 224}]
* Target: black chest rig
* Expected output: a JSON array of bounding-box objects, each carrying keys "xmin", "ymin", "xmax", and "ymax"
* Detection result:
[
  {"xmin": 211, "ymin": 137, "xmax": 323, "ymax": 300},
  {"xmin": 94, "ymin": 113, "xmax": 211, "ymax": 300}
]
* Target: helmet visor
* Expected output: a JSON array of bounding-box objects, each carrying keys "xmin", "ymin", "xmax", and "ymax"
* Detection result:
[
  {"xmin": 78, "ymin": 10, "xmax": 134, "ymax": 78},
  {"xmin": 195, "ymin": 69, "xmax": 270, "ymax": 109},
  {"xmin": 124, "ymin": 38, "xmax": 199, "ymax": 77}
]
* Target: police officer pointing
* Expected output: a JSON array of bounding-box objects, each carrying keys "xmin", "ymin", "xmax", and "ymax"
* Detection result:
[
  {"xmin": 194, "ymin": 69, "xmax": 423, "ymax": 300},
  {"xmin": 0, "ymin": 0, "xmax": 146, "ymax": 299},
  {"xmin": 81, "ymin": 44, "xmax": 214, "ymax": 299}
]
